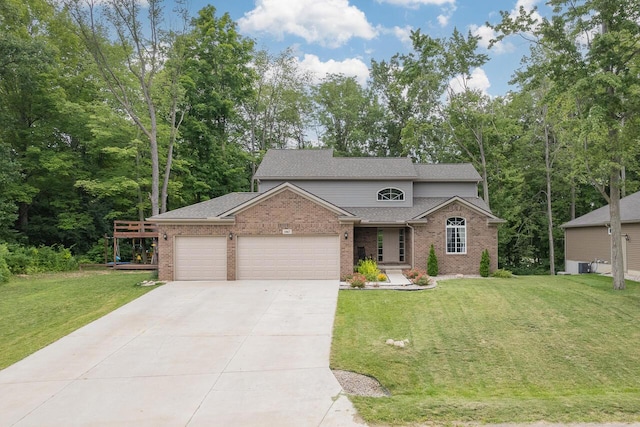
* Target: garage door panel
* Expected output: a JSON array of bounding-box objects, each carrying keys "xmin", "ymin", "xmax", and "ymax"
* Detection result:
[
  {"xmin": 175, "ymin": 236, "xmax": 226, "ymax": 280},
  {"xmin": 237, "ymin": 236, "xmax": 340, "ymax": 280}
]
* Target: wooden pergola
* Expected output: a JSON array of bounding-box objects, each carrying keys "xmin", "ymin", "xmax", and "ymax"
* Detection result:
[{"xmin": 112, "ymin": 221, "xmax": 159, "ymax": 270}]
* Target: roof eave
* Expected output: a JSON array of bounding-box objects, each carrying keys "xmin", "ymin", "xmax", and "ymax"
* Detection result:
[{"xmin": 146, "ymin": 218, "xmax": 236, "ymax": 225}]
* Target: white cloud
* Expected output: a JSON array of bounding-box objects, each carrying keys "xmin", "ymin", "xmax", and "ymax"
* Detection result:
[
  {"xmin": 436, "ymin": 4, "xmax": 457, "ymax": 27},
  {"xmin": 448, "ymin": 67, "xmax": 491, "ymax": 95},
  {"xmin": 469, "ymin": 24, "xmax": 515, "ymax": 54},
  {"xmin": 437, "ymin": 13, "xmax": 450, "ymax": 26},
  {"xmin": 392, "ymin": 25, "xmax": 414, "ymax": 46},
  {"xmin": 238, "ymin": 0, "xmax": 377, "ymax": 48},
  {"xmin": 298, "ymin": 54, "xmax": 370, "ymax": 86},
  {"xmin": 379, "ymin": 0, "xmax": 455, "ymax": 7}
]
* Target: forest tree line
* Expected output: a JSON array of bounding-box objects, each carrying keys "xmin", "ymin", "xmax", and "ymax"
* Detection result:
[{"xmin": 1, "ymin": 0, "xmax": 638, "ymax": 277}]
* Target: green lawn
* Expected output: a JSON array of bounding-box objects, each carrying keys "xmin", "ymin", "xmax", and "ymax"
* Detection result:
[
  {"xmin": 331, "ymin": 275, "xmax": 640, "ymax": 425},
  {"xmin": 0, "ymin": 271, "xmax": 158, "ymax": 370}
]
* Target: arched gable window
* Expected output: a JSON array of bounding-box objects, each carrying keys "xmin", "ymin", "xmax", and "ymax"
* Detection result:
[
  {"xmin": 377, "ymin": 188, "xmax": 405, "ymax": 201},
  {"xmin": 446, "ymin": 217, "xmax": 466, "ymax": 254}
]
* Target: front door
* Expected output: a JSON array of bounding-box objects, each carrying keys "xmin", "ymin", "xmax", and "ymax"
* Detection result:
[{"xmin": 380, "ymin": 228, "xmax": 400, "ymax": 263}]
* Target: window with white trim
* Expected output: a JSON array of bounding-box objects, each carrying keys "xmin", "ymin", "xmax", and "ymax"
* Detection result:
[
  {"xmin": 446, "ymin": 217, "xmax": 466, "ymax": 254},
  {"xmin": 377, "ymin": 188, "xmax": 405, "ymax": 201}
]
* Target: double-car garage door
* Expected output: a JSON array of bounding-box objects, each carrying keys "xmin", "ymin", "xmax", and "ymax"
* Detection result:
[{"xmin": 174, "ymin": 235, "xmax": 340, "ymax": 280}]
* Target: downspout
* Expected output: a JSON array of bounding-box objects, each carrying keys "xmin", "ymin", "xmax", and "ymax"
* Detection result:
[{"xmin": 406, "ymin": 223, "xmax": 415, "ymax": 269}]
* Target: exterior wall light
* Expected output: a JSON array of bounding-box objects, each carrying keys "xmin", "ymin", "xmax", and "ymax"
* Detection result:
[
  {"xmin": 163, "ymin": 233, "xmax": 167, "ymax": 240},
  {"xmin": 344, "ymin": 232, "xmax": 348, "ymax": 240},
  {"xmin": 229, "ymin": 232, "xmax": 233, "ymax": 240}
]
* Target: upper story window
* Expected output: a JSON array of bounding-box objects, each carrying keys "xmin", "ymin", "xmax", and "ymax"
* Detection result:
[
  {"xmin": 377, "ymin": 188, "xmax": 405, "ymax": 201},
  {"xmin": 446, "ymin": 217, "xmax": 466, "ymax": 254}
]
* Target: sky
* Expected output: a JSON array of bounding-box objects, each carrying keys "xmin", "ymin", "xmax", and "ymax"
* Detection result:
[{"xmin": 181, "ymin": 0, "xmax": 550, "ymax": 96}]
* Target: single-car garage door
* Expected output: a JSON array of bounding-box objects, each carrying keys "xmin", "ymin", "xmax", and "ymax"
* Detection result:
[
  {"xmin": 174, "ymin": 236, "xmax": 227, "ymax": 280},
  {"xmin": 237, "ymin": 235, "xmax": 340, "ymax": 280}
]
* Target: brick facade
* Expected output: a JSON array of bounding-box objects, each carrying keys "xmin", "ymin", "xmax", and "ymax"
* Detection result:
[
  {"xmin": 412, "ymin": 201, "xmax": 498, "ymax": 275},
  {"xmin": 158, "ymin": 193, "xmax": 498, "ymax": 281},
  {"xmin": 157, "ymin": 189, "xmax": 354, "ymax": 281}
]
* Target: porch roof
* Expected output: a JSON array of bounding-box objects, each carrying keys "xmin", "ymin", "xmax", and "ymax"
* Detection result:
[{"xmin": 345, "ymin": 197, "xmax": 491, "ymax": 223}]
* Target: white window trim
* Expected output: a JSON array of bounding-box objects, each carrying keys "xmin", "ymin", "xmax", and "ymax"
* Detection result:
[
  {"xmin": 377, "ymin": 187, "xmax": 405, "ymax": 202},
  {"xmin": 446, "ymin": 217, "xmax": 467, "ymax": 255}
]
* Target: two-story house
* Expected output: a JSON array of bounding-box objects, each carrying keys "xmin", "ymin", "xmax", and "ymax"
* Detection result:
[{"xmin": 150, "ymin": 149, "xmax": 504, "ymax": 281}]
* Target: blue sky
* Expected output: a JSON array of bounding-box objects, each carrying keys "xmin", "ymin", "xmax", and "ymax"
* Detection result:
[{"xmin": 182, "ymin": 0, "xmax": 549, "ymax": 96}]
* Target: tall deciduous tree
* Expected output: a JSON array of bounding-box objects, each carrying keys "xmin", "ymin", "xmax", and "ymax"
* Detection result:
[
  {"xmin": 65, "ymin": 0, "xmax": 187, "ymax": 216},
  {"xmin": 496, "ymin": 0, "xmax": 640, "ymax": 289},
  {"xmin": 314, "ymin": 74, "xmax": 382, "ymax": 156},
  {"xmin": 178, "ymin": 5, "xmax": 255, "ymax": 202}
]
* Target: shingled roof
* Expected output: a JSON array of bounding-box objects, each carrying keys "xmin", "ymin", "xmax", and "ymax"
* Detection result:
[
  {"xmin": 254, "ymin": 149, "xmax": 416, "ymax": 180},
  {"xmin": 561, "ymin": 190, "xmax": 640, "ymax": 228},
  {"xmin": 413, "ymin": 163, "xmax": 481, "ymax": 182},
  {"xmin": 254, "ymin": 149, "xmax": 481, "ymax": 181},
  {"xmin": 150, "ymin": 193, "xmax": 260, "ymax": 220}
]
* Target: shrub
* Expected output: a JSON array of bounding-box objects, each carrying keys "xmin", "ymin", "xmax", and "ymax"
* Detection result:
[
  {"xmin": 5, "ymin": 245, "xmax": 78, "ymax": 274},
  {"xmin": 377, "ymin": 273, "xmax": 388, "ymax": 282},
  {"xmin": 492, "ymin": 268, "xmax": 513, "ymax": 278},
  {"xmin": 427, "ymin": 244, "xmax": 438, "ymax": 277},
  {"xmin": 357, "ymin": 258, "xmax": 380, "ymax": 281},
  {"xmin": 414, "ymin": 274, "xmax": 432, "ymax": 286},
  {"xmin": 479, "ymin": 249, "xmax": 491, "ymax": 277},
  {"xmin": 405, "ymin": 269, "xmax": 421, "ymax": 279},
  {"xmin": 0, "ymin": 244, "xmax": 11, "ymax": 283},
  {"xmin": 348, "ymin": 273, "xmax": 367, "ymax": 288}
]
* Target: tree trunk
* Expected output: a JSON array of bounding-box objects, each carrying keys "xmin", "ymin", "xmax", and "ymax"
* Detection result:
[
  {"xmin": 544, "ymin": 122, "xmax": 555, "ymax": 275},
  {"xmin": 478, "ymin": 135, "xmax": 490, "ymax": 210},
  {"xmin": 610, "ymin": 168, "xmax": 625, "ymax": 290}
]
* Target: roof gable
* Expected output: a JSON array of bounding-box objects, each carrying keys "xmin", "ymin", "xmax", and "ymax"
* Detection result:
[
  {"xmin": 220, "ymin": 182, "xmax": 355, "ymax": 218},
  {"xmin": 414, "ymin": 196, "xmax": 504, "ymax": 223}
]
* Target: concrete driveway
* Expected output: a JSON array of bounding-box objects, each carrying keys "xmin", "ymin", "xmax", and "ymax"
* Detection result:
[{"xmin": 0, "ymin": 280, "xmax": 365, "ymax": 426}]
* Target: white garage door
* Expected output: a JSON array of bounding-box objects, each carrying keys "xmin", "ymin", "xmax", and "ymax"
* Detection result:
[
  {"xmin": 237, "ymin": 235, "xmax": 340, "ymax": 280},
  {"xmin": 174, "ymin": 236, "xmax": 227, "ymax": 280}
]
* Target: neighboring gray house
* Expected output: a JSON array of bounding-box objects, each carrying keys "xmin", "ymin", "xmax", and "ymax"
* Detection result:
[
  {"xmin": 561, "ymin": 190, "xmax": 640, "ymax": 275},
  {"xmin": 150, "ymin": 149, "xmax": 504, "ymax": 281}
]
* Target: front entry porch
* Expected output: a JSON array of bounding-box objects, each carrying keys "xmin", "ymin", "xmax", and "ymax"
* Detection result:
[{"xmin": 353, "ymin": 226, "xmax": 411, "ymax": 270}]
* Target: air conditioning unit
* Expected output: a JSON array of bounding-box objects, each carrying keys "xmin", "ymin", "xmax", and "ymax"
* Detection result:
[{"xmin": 578, "ymin": 262, "xmax": 591, "ymax": 274}]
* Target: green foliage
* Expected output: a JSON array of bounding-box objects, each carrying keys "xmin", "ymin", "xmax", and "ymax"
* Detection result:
[
  {"xmin": 492, "ymin": 268, "xmax": 513, "ymax": 278},
  {"xmin": 427, "ymin": 244, "xmax": 438, "ymax": 277},
  {"xmin": 480, "ymin": 249, "xmax": 491, "ymax": 277},
  {"xmin": 4, "ymin": 245, "xmax": 78, "ymax": 275},
  {"xmin": 414, "ymin": 274, "xmax": 432, "ymax": 286},
  {"xmin": 356, "ymin": 258, "xmax": 381, "ymax": 281},
  {"xmin": 0, "ymin": 244, "xmax": 11, "ymax": 283}
]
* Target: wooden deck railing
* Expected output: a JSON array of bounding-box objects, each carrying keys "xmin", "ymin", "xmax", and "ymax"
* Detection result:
[{"xmin": 113, "ymin": 221, "xmax": 158, "ymax": 238}]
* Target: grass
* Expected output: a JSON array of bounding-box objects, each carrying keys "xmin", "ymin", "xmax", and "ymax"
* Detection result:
[
  {"xmin": 0, "ymin": 270, "xmax": 158, "ymax": 370},
  {"xmin": 331, "ymin": 274, "xmax": 640, "ymax": 425}
]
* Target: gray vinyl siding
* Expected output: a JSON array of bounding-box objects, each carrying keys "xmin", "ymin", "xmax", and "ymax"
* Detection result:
[
  {"xmin": 258, "ymin": 180, "xmax": 413, "ymax": 207},
  {"xmin": 413, "ymin": 182, "xmax": 478, "ymax": 198}
]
